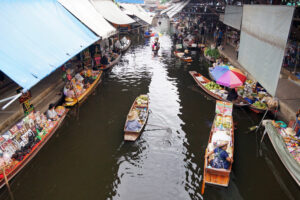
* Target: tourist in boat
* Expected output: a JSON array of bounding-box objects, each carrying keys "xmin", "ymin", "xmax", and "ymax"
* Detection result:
[
  {"xmin": 100, "ymin": 54, "xmax": 109, "ymax": 65},
  {"xmin": 206, "ymin": 142, "xmax": 233, "ymax": 169},
  {"xmin": 125, "ymin": 111, "xmax": 142, "ymax": 132},
  {"xmin": 64, "ymin": 84, "xmax": 75, "ymax": 99},
  {"xmin": 226, "ymin": 88, "xmax": 238, "ymax": 102},
  {"xmin": 47, "ymin": 104, "xmax": 58, "ymax": 121}
]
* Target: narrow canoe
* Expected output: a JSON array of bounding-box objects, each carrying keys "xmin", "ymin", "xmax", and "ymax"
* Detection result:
[
  {"xmin": 124, "ymin": 95, "xmax": 149, "ymax": 141},
  {"xmin": 174, "ymin": 51, "xmax": 193, "ymax": 62},
  {"xmin": 203, "ymin": 113, "xmax": 234, "ymax": 187},
  {"xmin": 64, "ymin": 71, "xmax": 103, "ymax": 107},
  {"xmin": 100, "ymin": 53, "xmax": 121, "ymax": 71},
  {"xmin": 0, "ymin": 109, "xmax": 69, "ymax": 189},
  {"xmin": 120, "ymin": 37, "xmax": 131, "ymax": 53},
  {"xmin": 189, "ymin": 71, "xmax": 250, "ymax": 107}
]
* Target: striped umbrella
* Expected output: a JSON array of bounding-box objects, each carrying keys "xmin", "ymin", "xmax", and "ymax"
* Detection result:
[{"xmin": 210, "ymin": 65, "xmax": 246, "ymax": 88}]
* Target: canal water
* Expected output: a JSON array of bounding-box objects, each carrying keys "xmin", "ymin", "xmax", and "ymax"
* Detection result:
[{"xmin": 1, "ymin": 19, "xmax": 299, "ymax": 200}]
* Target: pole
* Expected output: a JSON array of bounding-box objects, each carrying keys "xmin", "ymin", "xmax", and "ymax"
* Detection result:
[
  {"xmin": 255, "ymin": 108, "xmax": 269, "ymax": 133},
  {"xmin": 2, "ymin": 168, "xmax": 14, "ymax": 200}
]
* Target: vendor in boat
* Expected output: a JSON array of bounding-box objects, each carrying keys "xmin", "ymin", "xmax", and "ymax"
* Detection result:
[
  {"xmin": 100, "ymin": 53, "xmax": 110, "ymax": 66},
  {"xmin": 184, "ymin": 49, "xmax": 190, "ymax": 58},
  {"xmin": 206, "ymin": 141, "xmax": 233, "ymax": 169},
  {"xmin": 64, "ymin": 84, "xmax": 75, "ymax": 98},
  {"xmin": 125, "ymin": 111, "xmax": 142, "ymax": 132},
  {"xmin": 226, "ymin": 88, "xmax": 238, "ymax": 102},
  {"xmin": 46, "ymin": 104, "xmax": 58, "ymax": 121}
]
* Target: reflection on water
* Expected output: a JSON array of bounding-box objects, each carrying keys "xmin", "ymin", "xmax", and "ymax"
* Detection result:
[{"xmin": 0, "ymin": 18, "xmax": 299, "ymax": 200}]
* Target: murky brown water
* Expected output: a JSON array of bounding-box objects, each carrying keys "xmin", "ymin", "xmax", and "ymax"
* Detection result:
[{"xmin": 0, "ymin": 19, "xmax": 299, "ymax": 200}]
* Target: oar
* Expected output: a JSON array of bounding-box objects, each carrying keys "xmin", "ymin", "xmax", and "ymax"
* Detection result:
[
  {"xmin": 201, "ymin": 149, "xmax": 207, "ymax": 195},
  {"xmin": 2, "ymin": 167, "xmax": 14, "ymax": 200},
  {"xmin": 146, "ymin": 124, "xmax": 172, "ymax": 133}
]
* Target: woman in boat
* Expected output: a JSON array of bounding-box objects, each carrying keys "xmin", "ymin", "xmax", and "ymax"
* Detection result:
[
  {"xmin": 46, "ymin": 104, "xmax": 58, "ymax": 121},
  {"xmin": 206, "ymin": 142, "xmax": 233, "ymax": 169},
  {"xmin": 226, "ymin": 88, "xmax": 238, "ymax": 102},
  {"xmin": 100, "ymin": 54, "xmax": 109, "ymax": 66},
  {"xmin": 125, "ymin": 111, "xmax": 142, "ymax": 132}
]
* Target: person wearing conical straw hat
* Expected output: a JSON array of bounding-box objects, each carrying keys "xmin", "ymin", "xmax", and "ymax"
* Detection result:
[
  {"xmin": 205, "ymin": 141, "xmax": 233, "ymax": 169},
  {"xmin": 125, "ymin": 110, "xmax": 142, "ymax": 132}
]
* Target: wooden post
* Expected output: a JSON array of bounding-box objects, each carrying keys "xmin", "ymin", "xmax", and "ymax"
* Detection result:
[{"xmin": 2, "ymin": 168, "xmax": 14, "ymax": 200}]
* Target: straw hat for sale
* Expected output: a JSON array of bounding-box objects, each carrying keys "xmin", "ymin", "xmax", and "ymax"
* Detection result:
[
  {"xmin": 128, "ymin": 111, "xmax": 138, "ymax": 121},
  {"xmin": 285, "ymin": 127, "xmax": 296, "ymax": 136},
  {"xmin": 217, "ymin": 141, "xmax": 229, "ymax": 148}
]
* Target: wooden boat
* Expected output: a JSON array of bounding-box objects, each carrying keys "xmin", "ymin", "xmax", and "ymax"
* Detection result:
[
  {"xmin": 119, "ymin": 37, "xmax": 131, "ymax": 52},
  {"xmin": 0, "ymin": 109, "xmax": 68, "ymax": 189},
  {"xmin": 203, "ymin": 105, "xmax": 234, "ymax": 187},
  {"xmin": 174, "ymin": 51, "xmax": 193, "ymax": 63},
  {"xmin": 64, "ymin": 71, "xmax": 103, "ymax": 107},
  {"xmin": 183, "ymin": 39, "xmax": 199, "ymax": 50},
  {"xmin": 100, "ymin": 53, "xmax": 121, "ymax": 71},
  {"xmin": 189, "ymin": 71, "xmax": 250, "ymax": 107},
  {"xmin": 124, "ymin": 94, "xmax": 149, "ymax": 141},
  {"xmin": 263, "ymin": 121, "xmax": 300, "ymax": 186}
]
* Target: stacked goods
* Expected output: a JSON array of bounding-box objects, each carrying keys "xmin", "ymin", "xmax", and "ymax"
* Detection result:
[
  {"xmin": 252, "ymin": 101, "xmax": 267, "ymax": 109},
  {"xmin": 0, "ymin": 107, "xmax": 66, "ymax": 177},
  {"xmin": 215, "ymin": 115, "xmax": 232, "ymax": 130},
  {"xmin": 203, "ymin": 82, "xmax": 228, "ymax": 99},
  {"xmin": 136, "ymin": 95, "xmax": 148, "ymax": 107},
  {"xmin": 204, "ymin": 47, "xmax": 220, "ymax": 59},
  {"xmin": 204, "ymin": 81, "xmax": 222, "ymax": 90},
  {"xmin": 275, "ymin": 123, "xmax": 300, "ymax": 163}
]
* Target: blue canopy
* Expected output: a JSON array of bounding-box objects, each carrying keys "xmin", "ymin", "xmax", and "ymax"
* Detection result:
[
  {"xmin": 115, "ymin": 0, "xmax": 144, "ymax": 4},
  {"xmin": 0, "ymin": 0, "xmax": 99, "ymax": 90}
]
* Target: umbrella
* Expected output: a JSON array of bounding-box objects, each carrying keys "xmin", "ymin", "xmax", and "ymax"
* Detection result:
[
  {"xmin": 151, "ymin": 32, "xmax": 162, "ymax": 37},
  {"xmin": 210, "ymin": 65, "xmax": 246, "ymax": 88}
]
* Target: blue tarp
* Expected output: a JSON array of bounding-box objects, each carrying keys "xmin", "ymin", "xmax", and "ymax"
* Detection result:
[
  {"xmin": 115, "ymin": 0, "xmax": 144, "ymax": 4},
  {"xmin": 0, "ymin": 0, "xmax": 99, "ymax": 90}
]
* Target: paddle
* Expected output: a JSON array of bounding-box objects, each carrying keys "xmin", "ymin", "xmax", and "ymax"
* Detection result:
[
  {"xmin": 201, "ymin": 149, "xmax": 207, "ymax": 195},
  {"xmin": 2, "ymin": 167, "xmax": 15, "ymax": 200}
]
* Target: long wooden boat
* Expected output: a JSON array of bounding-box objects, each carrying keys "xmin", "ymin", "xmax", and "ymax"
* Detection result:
[
  {"xmin": 174, "ymin": 51, "xmax": 193, "ymax": 63},
  {"xmin": 64, "ymin": 71, "xmax": 103, "ymax": 107},
  {"xmin": 263, "ymin": 121, "xmax": 300, "ymax": 186},
  {"xmin": 124, "ymin": 94, "xmax": 149, "ymax": 141},
  {"xmin": 0, "ymin": 109, "xmax": 68, "ymax": 189},
  {"xmin": 100, "ymin": 53, "xmax": 121, "ymax": 71},
  {"xmin": 189, "ymin": 71, "xmax": 250, "ymax": 107},
  {"xmin": 120, "ymin": 37, "xmax": 131, "ymax": 53},
  {"xmin": 203, "ymin": 113, "xmax": 234, "ymax": 187}
]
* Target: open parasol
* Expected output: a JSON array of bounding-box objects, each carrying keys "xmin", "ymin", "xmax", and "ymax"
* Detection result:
[{"xmin": 210, "ymin": 65, "xmax": 246, "ymax": 88}]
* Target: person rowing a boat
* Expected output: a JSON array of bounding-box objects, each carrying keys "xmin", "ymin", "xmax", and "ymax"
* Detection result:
[
  {"xmin": 205, "ymin": 141, "xmax": 233, "ymax": 169},
  {"xmin": 125, "ymin": 111, "xmax": 142, "ymax": 132}
]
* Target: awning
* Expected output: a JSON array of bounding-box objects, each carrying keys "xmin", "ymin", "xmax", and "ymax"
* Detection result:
[
  {"xmin": 167, "ymin": 0, "xmax": 190, "ymax": 18},
  {"xmin": 160, "ymin": 3, "xmax": 176, "ymax": 15},
  {"xmin": 115, "ymin": 0, "xmax": 144, "ymax": 3},
  {"xmin": 120, "ymin": 3, "xmax": 153, "ymax": 25},
  {"xmin": 58, "ymin": 0, "xmax": 116, "ymax": 39},
  {"xmin": 0, "ymin": 0, "xmax": 99, "ymax": 90},
  {"xmin": 90, "ymin": 0, "xmax": 135, "ymax": 25}
]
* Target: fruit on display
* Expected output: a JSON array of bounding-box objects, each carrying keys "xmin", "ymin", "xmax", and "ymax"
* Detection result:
[
  {"xmin": 204, "ymin": 81, "xmax": 222, "ymax": 91},
  {"xmin": 215, "ymin": 115, "xmax": 232, "ymax": 129},
  {"xmin": 136, "ymin": 95, "xmax": 148, "ymax": 106},
  {"xmin": 252, "ymin": 101, "xmax": 267, "ymax": 109}
]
